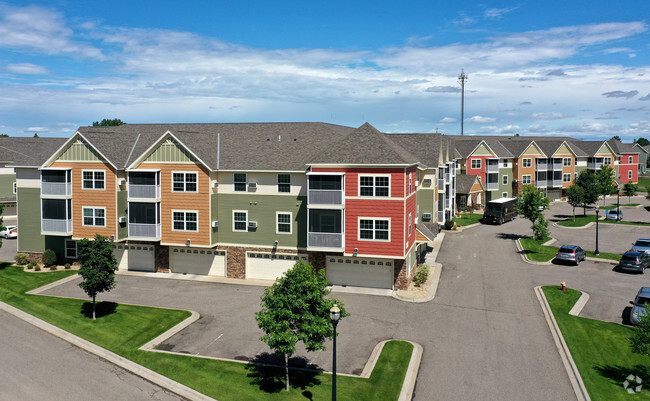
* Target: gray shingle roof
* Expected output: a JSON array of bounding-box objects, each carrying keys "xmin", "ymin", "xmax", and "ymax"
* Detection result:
[
  {"xmin": 385, "ymin": 133, "xmax": 442, "ymax": 168},
  {"xmin": 0, "ymin": 137, "xmax": 68, "ymax": 167},
  {"xmin": 455, "ymin": 174, "xmax": 484, "ymax": 194}
]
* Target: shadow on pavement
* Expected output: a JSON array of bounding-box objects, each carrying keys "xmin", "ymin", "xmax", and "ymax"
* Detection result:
[
  {"xmin": 245, "ymin": 352, "xmax": 322, "ymax": 393},
  {"xmin": 80, "ymin": 301, "xmax": 118, "ymax": 319},
  {"xmin": 495, "ymin": 233, "xmax": 525, "ymax": 241}
]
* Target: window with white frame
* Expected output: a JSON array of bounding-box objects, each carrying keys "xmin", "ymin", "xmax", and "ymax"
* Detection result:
[
  {"xmin": 563, "ymin": 157, "xmax": 572, "ymax": 166},
  {"xmin": 172, "ymin": 172, "xmax": 197, "ymax": 192},
  {"xmin": 408, "ymin": 213, "xmax": 412, "ymax": 236},
  {"xmin": 629, "ymin": 156, "xmax": 633, "ymax": 164},
  {"xmin": 502, "ymin": 192, "xmax": 508, "ymax": 198},
  {"xmin": 234, "ymin": 173, "xmax": 247, "ymax": 192},
  {"xmin": 65, "ymin": 240, "xmax": 77, "ymax": 259},
  {"xmin": 502, "ymin": 175, "xmax": 508, "ymax": 185},
  {"xmin": 276, "ymin": 212, "xmax": 292, "ymax": 234},
  {"xmin": 233, "ymin": 210, "xmax": 248, "ymax": 232},
  {"xmin": 83, "ymin": 207, "xmax": 105, "ymax": 227},
  {"xmin": 359, "ymin": 218, "xmax": 389, "ymax": 241},
  {"xmin": 563, "ymin": 173, "xmax": 572, "ymax": 182},
  {"xmin": 522, "ymin": 175, "xmax": 531, "ymax": 184},
  {"xmin": 628, "ymin": 170, "xmax": 633, "ymax": 179},
  {"xmin": 409, "ymin": 173, "xmax": 413, "ymax": 194},
  {"xmin": 522, "ymin": 158, "xmax": 532, "ymax": 168},
  {"xmin": 82, "ymin": 170, "xmax": 105, "ymax": 189},
  {"xmin": 172, "ymin": 211, "xmax": 198, "ymax": 231},
  {"xmin": 471, "ymin": 159, "xmax": 481, "ymax": 169},
  {"xmin": 359, "ymin": 176, "xmax": 389, "ymax": 197},
  {"xmin": 603, "ymin": 157, "xmax": 612, "ymax": 165},
  {"xmin": 12, "ymin": 182, "xmax": 16, "ymax": 194},
  {"xmin": 277, "ymin": 174, "xmax": 291, "ymax": 193}
]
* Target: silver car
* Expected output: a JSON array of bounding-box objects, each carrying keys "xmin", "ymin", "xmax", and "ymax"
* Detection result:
[
  {"xmin": 555, "ymin": 245, "xmax": 586, "ymax": 265},
  {"xmin": 630, "ymin": 287, "xmax": 650, "ymax": 325},
  {"xmin": 631, "ymin": 239, "xmax": 650, "ymax": 254},
  {"xmin": 605, "ymin": 209, "xmax": 623, "ymax": 221}
]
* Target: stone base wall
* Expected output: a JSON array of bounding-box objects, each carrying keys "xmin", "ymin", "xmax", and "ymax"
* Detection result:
[
  {"xmin": 305, "ymin": 251, "xmax": 327, "ymax": 270},
  {"xmin": 393, "ymin": 257, "xmax": 417, "ymax": 290},
  {"xmin": 155, "ymin": 244, "xmax": 169, "ymax": 273}
]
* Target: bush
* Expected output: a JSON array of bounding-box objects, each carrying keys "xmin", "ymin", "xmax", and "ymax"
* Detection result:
[
  {"xmin": 64, "ymin": 263, "xmax": 71, "ymax": 270},
  {"xmin": 50, "ymin": 265, "xmax": 57, "ymax": 271},
  {"xmin": 444, "ymin": 220, "xmax": 454, "ymax": 230},
  {"xmin": 42, "ymin": 249, "xmax": 57, "ymax": 267},
  {"xmin": 34, "ymin": 265, "xmax": 41, "ymax": 272},
  {"xmin": 26, "ymin": 262, "xmax": 34, "ymax": 269},
  {"xmin": 15, "ymin": 253, "xmax": 29, "ymax": 265},
  {"xmin": 414, "ymin": 264, "xmax": 430, "ymax": 286}
]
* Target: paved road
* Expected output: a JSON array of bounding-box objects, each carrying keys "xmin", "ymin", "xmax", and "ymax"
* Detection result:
[
  {"xmin": 0, "ymin": 309, "xmax": 182, "ymax": 401},
  {"xmin": 0, "ymin": 217, "xmax": 17, "ymax": 262}
]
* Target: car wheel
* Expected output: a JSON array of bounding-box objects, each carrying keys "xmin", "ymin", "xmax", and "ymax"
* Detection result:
[{"xmin": 499, "ymin": 218, "xmax": 504, "ymax": 225}]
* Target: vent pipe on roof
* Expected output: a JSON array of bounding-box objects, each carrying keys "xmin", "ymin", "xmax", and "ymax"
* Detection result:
[
  {"xmin": 217, "ymin": 133, "xmax": 220, "ymax": 170},
  {"xmin": 278, "ymin": 135, "xmax": 281, "ymax": 142}
]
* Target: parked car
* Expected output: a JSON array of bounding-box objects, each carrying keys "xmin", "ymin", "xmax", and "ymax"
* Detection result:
[
  {"xmin": 605, "ymin": 209, "xmax": 623, "ymax": 221},
  {"xmin": 630, "ymin": 287, "xmax": 650, "ymax": 325},
  {"xmin": 618, "ymin": 251, "xmax": 650, "ymax": 274},
  {"xmin": 631, "ymin": 238, "xmax": 650, "ymax": 254},
  {"xmin": 0, "ymin": 225, "xmax": 17, "ymax": 239},
  {"xmin": 554, "ymin": 245, "xmax": 586, "ymax": 265}
]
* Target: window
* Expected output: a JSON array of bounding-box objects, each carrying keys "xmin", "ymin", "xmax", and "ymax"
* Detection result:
[
  {"xmin": 522, "ymin": 158, "xmax": 532, "ymax": 168},
  {"xmin": 359, "ymin": 176, "xmax": 389, "ymax": 197},
  {"xmin": 172, "ymin": 172, "xmax": 197, "ymax": 192},
  {"xmin": 233, "ymin": 210, "xmax": 248, "ymax": 232},
  {"xmin": 65, "ymin": 240, "xmax": 77, "ymax": 259},
  {"xmin": 502, "ymin": 175, "xmax": 508, "ymax": 185},
  {"xmin": 628, "ymin": 170, "xmax": 633, "ymax": 179},
  {"xmin": 172, "ymin": 211, "xmax": 198, "ymax": 231},
  {"xmin": 563, "ymin": 173, "xmax": 572, "ymax": 182},
  {"xmin": 276, "ymin": 212, "xmax": 292, "ymax": 234},
  {"xmin": 501, "ymin": 159, "xmax": 509, "ymax": 167},
  {"xmin": 82, "ymin": 170, "xmax": 105, "ymax": 189},
  {"xmin": 471, "ymin": 159, "xmax": 481, "ymax": 169},
  {"xmin": 603, "ymin": 157, "xmax": 612, "ymax": 165},
  {"xmin": 502, "ymin": 192, "xmax": 508, "ymax": 198},
  {"xmin": 234, "ymin": 173, "xmax": 247, "ymax": 192},
  {"xmin": 409, "ymin": 173, "xmax": 413, "ymax": 194},
  {"xmin": 522, "ymin": 175, "xmax": 531, "ymax": 184},
  {"xmin": 83, "ymin": 207, "xmax": 105, "ymax": 227},
  {"xmin": 629, "ymin": 156, "xmax": 633, "ymax": 164},
  {"xmin": 563, "ymin": 158, "xmax": 572, "ymax": 166},
  {"xmin": 278, "ymin": 174, "xmax": 291, "ymax": 193},
  {"xmin": 12, "ymin": 182, "xmax": 16, "ymax": 194},
  {"xmin": 359, "ymin": 218, "xmax": 389, "ymax": 241},
  {"xmin": 408, "ymin": 213, "xmax": 412, "ymax": 237}
]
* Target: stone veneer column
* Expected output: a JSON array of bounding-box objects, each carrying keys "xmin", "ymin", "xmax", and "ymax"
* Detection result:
[{"xmin": 155, "ymin": 244, "xmax": 169, "ymax": 273}]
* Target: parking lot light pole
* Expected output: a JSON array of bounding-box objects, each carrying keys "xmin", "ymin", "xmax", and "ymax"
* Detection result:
[
  {"xmin": 330, "ymin": 304, "xmax": 341, "ymax": 401},
  {"xmin": 617, "ymin": 176, "xmax": 621, "ymax": 222},
  {"xmin": 595, "ymin": 207, "xmax": 600, "ymax": 255}
]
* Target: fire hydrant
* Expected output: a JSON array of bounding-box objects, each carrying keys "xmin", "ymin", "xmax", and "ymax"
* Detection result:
[{"xmin": 561, "ymin": 281, "xmax": 566, "ymax": 292}]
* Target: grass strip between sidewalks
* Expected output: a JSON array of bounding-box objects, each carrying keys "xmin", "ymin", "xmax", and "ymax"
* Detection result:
[
  {"xmin": 453, "ymin": 213, "xmax": 483, "ymax": 226},
  {"xmin": 520, "ymin": 237, "xmax": 621, "ymax": 262},
  {"xmin": 558, "ymin": 214, "xmax": 650, "ymax": 227},
  {"xmin": 542, "ymin": 286, "xmax": 650, "ymax": 400}
]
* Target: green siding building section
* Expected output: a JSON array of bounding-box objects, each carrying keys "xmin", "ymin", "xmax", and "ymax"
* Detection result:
[
  {"xmin": 144, "ymin": 138, "xmax": 199, "ymax": 164},
  {"xmin": 58, "ymin": 138, "xmax": 103, "ymax": 162},
  {"xmin": 499, "ymin": 168, "xmax": 513, "ymax": 197},
  {"xmin": 16, "ymin": 187, "xmax": 66, "ymax": 257},
  {"xmin": 0, "ymin": 174, "xmax": 16, "ymax": 199},
  {"xmin": 117, "ymin": 191, "xmax": 128, "ymax": 240},
  {"xmin": 214, "ymin": 194, "xmax": 307, "ymax": 248},
  {"xmin": 417, "ymin": 188, "xmax": 435, "ymax": 222}
]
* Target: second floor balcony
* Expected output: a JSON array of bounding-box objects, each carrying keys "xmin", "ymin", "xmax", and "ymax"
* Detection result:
[
  {"xmin": 486, "ymin": 173, "xmax": 499, "ymax": 191},
  {"xmin": 41, "ymin": 198, "xmax": 72, "ymax": 235},
  {"xmin": 535, "ymin": 159, "xmax": 548, "ymax": 171},
  {"xmin": 128, "ymin": 201, "xmax": 161, "ymax": 240},
  {"xmin": 486, "ymin": 159, "xmax": 499, "ymax": 173},
  {"xmin": 42, "ymin": 218, "xmax": 73, "ymax": 234},
  {"xmin": 41, "ymin": 169, "xmax": 72, "ymax": 197},
  {"xmin": 308, "ymin": 174, "xmax": 344, "ymax": 206},
  {"xmin": 128, "ymin": 171, "xmax": 161, "ymax": 199},
  {"xmin": 588, "ymin": 158, "xmax": 604, "ymax": 170},
  {"xmin": 128, "ymin": 223, "xmax": 161, "ymax": 239},
  {"xmin": 549, "ymin": 158, "xmax": 563, "ymax": 171}
]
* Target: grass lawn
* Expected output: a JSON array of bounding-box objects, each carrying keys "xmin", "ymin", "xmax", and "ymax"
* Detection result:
[
  {"xmin": 519, "ymin": 237, "xmax": 621, "ymax": 262},
  {"xmin": 558, "ymin": 214, "xmax": 650, "ymax": 228},
  {"xmin": 601, "ymin": 204, "xmax": 640, "ymax": 210},
  {"xmin": 542, "ymin": 286, "xmax": 650, "ymax": 400},
  {"xmin": 453, "ymin": 213, "xmax": 483, "ymax": 226},
  {"xmin": 638, "ymin": 176, "xmax": 650, "ymax": 192},
  {"xmin": 0, "ymin": 264, "xmax": 412, "ymax": 400}
]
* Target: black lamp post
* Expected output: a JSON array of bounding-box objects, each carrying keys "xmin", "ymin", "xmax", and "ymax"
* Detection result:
[
  {"xmin": 595, "ymin": 207, "xmax": 600, "ymax": 255},
  {"xmin": 617, "ymin": 176, "xmax": 621, "ymax": 222},
  {"xmin": 330, "ymin": 304, "xmax": 341, "ymax": 401}
]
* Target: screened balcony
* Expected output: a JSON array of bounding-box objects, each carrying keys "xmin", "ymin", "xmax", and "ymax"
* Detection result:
[
  {"xmin": 128, "ymin": 202, "xmax": 161, "ymax": 239},
  {"xmin": 486, "ymin": 159, "xmax": 499, "ymax": 173},
  {"xmin": 549, "ymin": 158, "xmax": 563, "ymax": 171},
  {"xmin": 486, "ymin": 173, "xmax": 499, "ymax": 191},
  {"xmin": 41, "ymin": 199, "xmax": 72, "ymax": 234},
  {"xmin": 549, "ymin": 171, "xmax": 563, "ymax": 187},
  {"xmin": 41, "ymin": 169, "xmax": 72, "ymax": 197},
  {"xmin": 307, "ymin": 209, "xmax": 343, "ymax": 249},
  {"xmin": 128, "ymin": 171, "xmax": 161, "ymax": 199},
  {"xmin": 588, "ymin": 157, "xmax": 604, "ymax": 170},
  {"xmin": 535, "ymin": 158, "xmax": 548, "ymax": 171},
  {"xmin": 308, "ymin": 174, "xmax": 344, "ymax": 205},
  {"xmin": 535, "ymin": 172, "xmax": 548, "ymax": 188}
]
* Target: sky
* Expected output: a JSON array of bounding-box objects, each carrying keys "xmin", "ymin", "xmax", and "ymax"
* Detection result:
[{"xmin": 0, "ymin": 1, "xmax": 649, "ymax": 141}]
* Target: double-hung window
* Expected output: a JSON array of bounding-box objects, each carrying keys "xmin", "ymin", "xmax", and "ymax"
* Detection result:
[
  {"xmin": 82, "ymin": 170, "xmax": 105, "ymax": 189},
  {"xmin": 471, "ymin": 159, "xmax": 481, "ymax": 169},
  {"xmin": 172, "ymin": 211, "xmax": 198, "ymax": 231},
  {"xmin": 603, "ymin": 157, "xmax": 612, "ymax": 165},
  {"xmin": 563, "ymin": 173, "xmax": 571, "ymax": 182},
  {"xmin": 359, "ymin": 176, "xmax": 389, "ymax": 197},
  {"xmin": 502, "ymin": 175, "xmax": 508, "ymax": 185},
  {"xmin": 522, "ymin": 175, "xmax": 531, "ymax": 184},
  {"xmin": 172, "ymin": 172, "xmax": 197, "ymax": 192},
  {"xmin": 276, "ymin": 212, "xmax": 292, "ymax": 234},
  {"xmin": 233, "ymin": 210, "xmax": 248, "ymax": 232},
  {"xmin": 408, "ymin": 213, "xmax": 412, "ymax": 237},
  {"xmin": 522, "ymin": 158, "xmax": 532, "ymax": 168},
  {"xmin": 628, "ymin": 170, "xmax": 633, "ymax": 179},
  {"xmin": 65, "ymin": 240, "xmax": 77, "ymax": 259},
  {"xmin": 278, "ymin": 174, "xmax": 291, "ymax": 193},
  {"xmin": 83, "ymin": 207, "xmax": 105, "ymax": 227},
  {"xmin": 629, "ymin": 156, "xmax": 633, "ymax": 164},
  {"xmin": 234, "ymin": 173, "xmax": 247, "ymax": 192},
  {"xmin": 359, "ymin": 218, "xmax": 389, "ymax": 241},
  {"xmin": 563, "ymin": 158, "xmax": 572, "ymax": 166}
]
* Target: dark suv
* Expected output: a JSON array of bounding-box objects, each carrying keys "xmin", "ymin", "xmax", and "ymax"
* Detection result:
[{"xmin": 618, "ymin": 251, "xmax": 650, "ymax": 274}]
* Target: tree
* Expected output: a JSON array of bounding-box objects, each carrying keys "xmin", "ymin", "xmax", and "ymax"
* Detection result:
[
  {"xmin": 0, "ymin": 134, "xmax": 8, "ymax": 137},
  {"xmin": 256, "ymin": 260, "xmax": 347, "ymax": 391},
  {"xmin": 33, "ymin": 133, "xmax": 39, "ymax": 137},
  {"xmin": 77, "ymin": 234, "xmax": 118, "ymax": 320},
  {"xmin": 610, "ymin": 135, "xmax": 621, "ymax": 141},
  {"xmin": 565, "ymin": 184, "xmax": 585, "ymax": 222},
  {"xmin": 630, "ymin": 305, "xmax": 650, "ymax": 357},
  {"xmin": 623, "ymin": 182, "xmax": 638, "ymax": 202},
  {"xmin": 516, "ymin": 185, "xmax": 550, "ymax": 240},
  {"xmin": 92, "ymin": 118, "xmax": 125, "ymax": 127},
  {"xmin": 595, "ymin": 165, "xmax": 617, "ymax": 205},
  {"xmin": 633, "ymin": 137, "xmax": 649, "ymax": 147},
  {"xmin": 574, "ymin": 170, "xmax": 599, "ymax": 215}
]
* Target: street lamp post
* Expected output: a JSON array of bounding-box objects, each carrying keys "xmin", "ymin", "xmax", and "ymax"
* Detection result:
[
  {"xmin": 595, "ymin": 207, "xmax": 600, "ymax": 255},
  {"xmin": 330, "ymin": 304, "xmax": 341, "ymax": 401},
  {"xmin": 617, "ymin": 176, "xmax": 621, "ymax": 222}
]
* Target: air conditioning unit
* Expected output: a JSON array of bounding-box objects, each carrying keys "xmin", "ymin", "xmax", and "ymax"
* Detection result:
[
  {"xmin": 212, "ymin": 220, "xmax": 219, "ymax": 228},
  {"xmin": 423, "ymin": 178, "xmax": 432, "ymax": 184},
  {"xmin": 118, "ymin": 216, "xmax": 127, "ymax": 223},
  {"xmin": 422, "ymin": 213, "xmax": 432, "ymax": 220},
  {"xmin": 248, "ymin": 221, "xmax": 258, "ymax": 228},
  {"xmin": 415, "ymin": 180, "xmax": 419, "ymax": 187},
  {"xmin": 248, "ymin": 182, "xmax": 257, "ymax": 189},
  {"xmin": 212, "ymin": 181, "xmax": 219, "ymax": 188}
]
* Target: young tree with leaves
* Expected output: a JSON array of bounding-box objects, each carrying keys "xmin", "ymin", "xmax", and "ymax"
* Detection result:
[
  {"xmin": 565, "ymin": 184, "xmax": 584, "ymax": 222},
  {"xmin": 256, "ymin": 260, "xmax": 347, "ymax": 392},
  {"xmin": 630, "ymin": 305, "xmax": 650, "ymax": 357},
  {"xmin": 623, "ymin": 182, "xmax": 638, "ymax": 202},
  {"xmin": 595, "ymin": 165, "xmax": 616, "ymax": 205},
  {"xmin": 516, "ymin": 185, "xmax": 550, "ymax": 240},
  {"xmin": 92, "ymin": 118, "xmax": 125, "ymax": 127},
  {"xmin": 574, "ymin": 170, "xmax": 599, "ymax": 215},
  {"xmin": 77, "ymin": 234, "xmax": 118, "ymax": 320}
]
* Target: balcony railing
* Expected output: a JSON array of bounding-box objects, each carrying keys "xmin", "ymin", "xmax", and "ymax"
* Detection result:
[
  {"xmin": 128, "ymin": 223, "xmax": 161, "ymax": 239},
  {"xmin": 308, "ymin": 189, "xmax": 343, "ymax": 205},
  {"xmin": 535, "ymin": 161, "xmax": 548, "ymax": 171},
  {"xmin": 41, "ymin": 219, "xmax": 72, "ymax": 234},
  {"xmin": 438, "ymin": 178, "xmax": 445, "ymax": 190},
  {"xmin": 438, "ymin": 211, "xmax": 444, "ymax": 222},
  {"xmin": 486, "ymin": 162, "xmax": 499, "ymax": 173},
  {"xmin": 588, "ymin": 161, "xmax": 604, "ymax": 170},
  {"xmin": 128, "ymin": 184, "xmax": 160, "ymax": 199},
  {"xmin": 308, "ymin": 232, "xmax": 343, "ymax": 249},
  {"xmin": 535, "ymin": 180, "xmax": 547, "ymax": 188},
  {"xmin": 549, "ymin": 179, "xmax": 563, "ymax": 187},
  {"xmin": 486, "ymin": 182, "xmax": 499, "ymax": 191},
  {"xmin": 41, "ymin": 182, "xmax": 72, "ymax": 196},
  {"xmin": 550, "ymin": 161, "xmax": 563, "ymax": 170}
]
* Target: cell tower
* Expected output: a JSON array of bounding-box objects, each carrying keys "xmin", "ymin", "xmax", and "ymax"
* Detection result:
[{"xmin": 458, "ymin": 69, "xmax": 468, "ymax": 136}]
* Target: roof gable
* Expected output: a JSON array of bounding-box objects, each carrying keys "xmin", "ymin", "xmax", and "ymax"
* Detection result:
[
  {"xmin": 42, "ymin": 132, "xmax": 115, "ymax": 169},
  {"xmin": 520, "ymin": 141, "xmax": 545, "ymax": 157},
  {"xmin": 143, "ymin": 136, "xmax": 201, "ymax": 164},
  {"xmin": 471, "ymin": 141, "xmax": 496, "ymax": 157},
  {"xmin": 552, "ymin": 142, "xmax": 576, "ymax": 157}
]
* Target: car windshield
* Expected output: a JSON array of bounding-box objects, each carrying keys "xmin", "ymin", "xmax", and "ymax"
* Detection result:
[
  {"xmin": 622, "ymin": 255, "xmax": 639, "ymax": 262},
  {"xmin": 558, "ymin": 248, "xmax": 574, "ymax": 254},
  {"xmin": 634, "ymin": 241, "xmax": 650, "ymax": 247},
  {"xmin": 608, "ymin": 210, "xmax": 619, "ymax": 215},
  {"xmin": 637, "ymin": 296, "xmax": 650, "ymax": 305}
]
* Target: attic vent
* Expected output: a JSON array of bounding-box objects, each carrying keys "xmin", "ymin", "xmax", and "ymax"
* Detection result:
[
  {"xmin": 74, "ymin": 139, "xmax": 83, "ymax": 144},
  {"xmin": 164, "ymin": 139, "xmax": 174, "ymax": 144}
]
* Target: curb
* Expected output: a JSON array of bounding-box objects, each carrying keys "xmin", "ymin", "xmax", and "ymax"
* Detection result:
[
  {"xmin": 393, "ymin": 262, "xmax": 442, "ymax": 303},
  {"xmin": 444, "ymin": 221, "xmax": 481, "ymax": 233},
  {"xmin": 26, "ymin": 273, "xmax": 80, "ymax": 295},
  {"xmin": 398, "ymin": 340, "xmax": 423, "ymax": 401},
  {"xmin": 568, "ymin": 292, "xmax": 590, "ymax": 316},
  {"xmin": 515, "ymin": 238, "xmax": 552, "ymax": 265},
  {"xmin": 534, "ymin": 286, "xmax": 591, "ymax": 401}
]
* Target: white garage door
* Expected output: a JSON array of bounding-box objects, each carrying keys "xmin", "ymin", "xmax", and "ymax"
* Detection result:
[
  {"xmin": 169, "ymin": 247, "xmax": 226, "ymax": 276},
  {"xmin": 114, "ymin": 244, "xmax": 155, "ymax": 272},
  {"xmin": 548, "ymin": 189, "xmax": 562, "ymax": 201},
  {"xmin": 326, "ymin": 257, "xmax": 394, "ymax": 289},
  {"xmin": 246, "ymin": 253, "xmax": 306, "ymax": 280}
]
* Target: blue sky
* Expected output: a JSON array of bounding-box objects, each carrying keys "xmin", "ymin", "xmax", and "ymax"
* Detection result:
[{"xmin": 0, "ymin": 1, "xmax": 649, "ymax": 141}]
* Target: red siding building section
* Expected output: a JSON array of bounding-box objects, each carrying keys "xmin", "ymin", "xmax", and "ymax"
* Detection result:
[
  {"xmin": 466, "ymin": 156, "xmax": 494, "ymax": 182},
  {"xmin": 618, "ymin": 154, "xmax": 638, "ymax": 184}
]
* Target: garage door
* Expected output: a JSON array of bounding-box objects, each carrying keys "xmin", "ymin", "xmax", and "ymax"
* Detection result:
[
  {"xmin": 169, "ymin": 247, "xmax": 226, "ymax": 276},
  {"xmin": 113, "ymin": 244, "xmax": 155, "ymax": 272},
  {"xmin": 326, "ymin": 257, "xmax": 394, "ymax": 289},
  {"xmin": 548, "ymin": 189, "xmax": 562, "ymax": 201},
  {"xmin": 246, "ymin": 253, "xmax": 306, "ymax": 280}
]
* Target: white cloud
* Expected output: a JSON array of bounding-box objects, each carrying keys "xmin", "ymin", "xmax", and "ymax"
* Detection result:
[
  {"xmin": 484, "ymin": 7, "xmax": 518, "ymax": 19},
  {"xmin": 467, "ymin": 116, "xmax": 496, "ymax": 123},
  {"xmin": 5, "ymin": 63, "xmax": 48, "ymax": 75},
  {"xmin": 425, "ymin": 86, "xmax": 461, "ymax": 93},
  {"xmin": 440, "ymin": 117, "xmax": 456, "ymax": 123},
  {"xmin": 532, "ymin": 112, "xmax": 566, "ymax": 120}
]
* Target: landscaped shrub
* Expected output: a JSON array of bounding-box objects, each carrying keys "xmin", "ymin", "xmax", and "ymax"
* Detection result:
[
  {"xmin": 64, "ymin": 263, "xmax": 71, "ymax": 270},
  {"xmin": 444, "ymin": 220, "xmax": 454, "ymax": 230},
  {"xmin": 34, "ymin": 265, "xmax": 41, "ymax": 271},
  {"xmin": 50, "ymin": 265, "xmax": 57, "ymax": 271},
  {"xmin": 42, "ymin": 249, "xmax": 57, "ymax": 267},
  {"xmin": 14, "ymin": 253, "xmax": 29, "ymax": 265},
  {"xmin": 26, "ymin": 262, "xmax": 34, "ymax": 269},
  {"xmin": 414, "ymin": 264, "xmax": 430, "ymax": 286}
]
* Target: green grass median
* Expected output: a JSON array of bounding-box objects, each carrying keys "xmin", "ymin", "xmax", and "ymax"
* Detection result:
[
  {"xmin": 453, "ymin": 213, "xmax": 483, "ymax": 226},
  {"xmin": 519, "ymin": 237, "xmax": 621, "ymax": 262},
  {"xmin": 0, "ymin": 264, "xmax": 413, "ymax": 400},
  {"xmin": 542, "ymin": 286, "xmax": 650, "ymax": 400}
]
